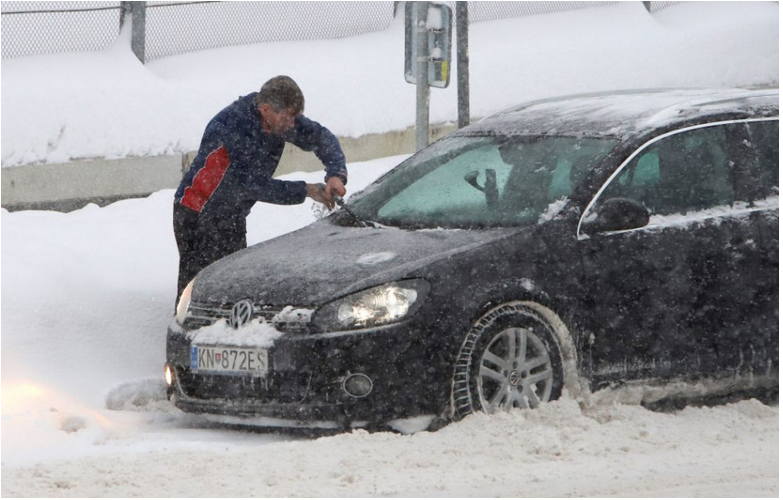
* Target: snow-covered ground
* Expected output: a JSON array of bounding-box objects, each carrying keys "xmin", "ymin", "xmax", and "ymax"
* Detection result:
[
  {"xmin": 1, "ymin": 1, "xmax": 779, "ymax": 497},
  {"xmin": 2, "ymin": 398, "xmax": 778, "ymax": 497},
  {"xmin": 2, "ymin": 156, "xmax": 779, "ymax": 496}
]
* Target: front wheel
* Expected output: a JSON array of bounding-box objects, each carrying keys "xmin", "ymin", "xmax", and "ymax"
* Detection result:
[{"xmin": 451, "ymin": 301, "xmax": 575, "ymax": 419}]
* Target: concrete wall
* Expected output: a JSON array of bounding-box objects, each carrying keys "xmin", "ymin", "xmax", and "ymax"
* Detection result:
[{"xmin": 1, "ymin": 123, "xmax": 457, "ymax": 212}]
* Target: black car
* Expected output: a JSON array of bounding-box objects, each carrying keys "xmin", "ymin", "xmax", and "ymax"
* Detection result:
[{"xmin": 166, "ymin": 88, "xmax": 779, "ymax": 431}]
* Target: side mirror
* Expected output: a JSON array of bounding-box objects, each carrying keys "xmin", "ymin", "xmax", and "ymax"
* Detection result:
[
  {"xmin": 582, "ymin": 198, "xmax": 650, "ymax": 234},
  {"xmin": 464, "ymin": 170, "xmax": 481, "ymax": 191}
]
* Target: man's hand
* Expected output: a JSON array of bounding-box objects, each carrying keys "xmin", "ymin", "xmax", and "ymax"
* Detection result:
[
  {"xmin": 325, "ymin": 176, "xmax": 346, "ymax": 201},
  {"xmin": 305, "ymin": 183, "xmax": 334, "ymax": 210}
]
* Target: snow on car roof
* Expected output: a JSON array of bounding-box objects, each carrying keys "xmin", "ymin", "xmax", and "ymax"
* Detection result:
[{"xmin": 465, "ymin": 88, "xmax": 779, "ymax": 139}]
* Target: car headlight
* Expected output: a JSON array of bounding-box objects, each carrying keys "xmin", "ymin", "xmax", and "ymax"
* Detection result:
[
  {"xmin": 313, "ymin": 280, "xmax": 430, "ymax": 331},
  {"xmin": 175, "ymin": 279, "xmax": 194, "ymax": 325}
]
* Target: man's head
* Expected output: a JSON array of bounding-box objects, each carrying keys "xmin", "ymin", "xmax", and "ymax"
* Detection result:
[{"xmin": 255, "ymin": 75, "xmax": 304, "ymax": 134}]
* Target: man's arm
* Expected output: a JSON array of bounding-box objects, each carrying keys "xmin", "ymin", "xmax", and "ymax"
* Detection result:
[
  {"xmin": 222, "ymin": 140, "xmax": 335, "ymax": 207},
  {"xmin": 284, "ymin": 116, "xmax": 348, "ymax": 193}
]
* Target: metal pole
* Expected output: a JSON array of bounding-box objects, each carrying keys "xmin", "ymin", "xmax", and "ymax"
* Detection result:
[
  {"xmin": 415, "ymin": 2, "xmax": 430, "ymax": 151},
  {"xmin": 130, "ymin": 2, "xmax": 147, "ymax": 63},
  {"xmin": 119, "ymin": 1, "xmax": 129, "ymax": 30},
  {"xmin": 456, "ymin": 1, "xmax": 470, "ymax": 129}
]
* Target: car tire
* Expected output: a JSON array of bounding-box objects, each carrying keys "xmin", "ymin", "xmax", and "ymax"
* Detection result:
[{"xmin": 451, "ymin": 301, "xmax": 578, "ymax": 419}]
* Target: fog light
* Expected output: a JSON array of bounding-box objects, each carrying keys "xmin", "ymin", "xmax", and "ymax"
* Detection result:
[
  {"xmin": 342, "ymin": 373, "xmax": 373, "ymax": 398},
  {"xmin": 164, "ymin": 364, "xmax": 174, "ymax": 387}
]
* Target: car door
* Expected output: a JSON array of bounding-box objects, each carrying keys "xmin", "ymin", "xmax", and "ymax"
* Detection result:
[
  {"xmin": 577, "ymin": 121, "xmax": 763, "ymax": 385},
  {"xmin": 735, "ymin": 119, "xmax": 779, "ymax": 378}
]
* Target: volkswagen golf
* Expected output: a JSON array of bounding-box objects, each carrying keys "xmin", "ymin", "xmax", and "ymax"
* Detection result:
[{"xmin": 166, "ymin": 88, "xmax": 779, "ymax": 431}]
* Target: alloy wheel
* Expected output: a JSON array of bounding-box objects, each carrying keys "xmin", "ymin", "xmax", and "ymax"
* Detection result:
[{"xmin": 477, "ymin": 327, "xmax": 553, "ymax": 413}]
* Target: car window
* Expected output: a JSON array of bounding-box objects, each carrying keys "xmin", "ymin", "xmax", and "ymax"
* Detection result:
[
  {"xmin": 746, "ymin": 120, "xmax": 779, "ymax": 194},
  {"xmin": 603, "ymin": 124, "xmax": 733, "ymax": 215},
  {"xmin": 349, "ymin": 135, "xmax": 618, "ymax": 229},
  {"xmin": 616, "ymin": 151, "xmax": 660, "ymax": 187},
  {"xmin": 377, "ymin": 144, "xmax": 512, "ymax": 220}
]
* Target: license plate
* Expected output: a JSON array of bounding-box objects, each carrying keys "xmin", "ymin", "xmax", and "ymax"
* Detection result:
[{"xmin": 190, "ymin": 345, "xmax": 269, "ymax": 376}]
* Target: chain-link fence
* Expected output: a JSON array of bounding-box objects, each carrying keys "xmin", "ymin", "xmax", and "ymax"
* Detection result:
[
  {"xmin": 467, "ymin": 1, "xmax": 614, "ymax": 21},
  {"xmin": 2, "ymin": 1, "xmax": 683, "ymax": 62},
  {"xmin": 144, "ymin": 1, "xmax": 396, "ymax": 61},
  {"xmin": 1, "ymin": 2, "xmax": 123, "ymax": 59}
]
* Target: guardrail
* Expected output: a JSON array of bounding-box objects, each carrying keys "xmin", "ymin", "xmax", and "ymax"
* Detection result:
[{"xmin": 1, "ymin": 123, "xmax": 457, "ymax": 212}]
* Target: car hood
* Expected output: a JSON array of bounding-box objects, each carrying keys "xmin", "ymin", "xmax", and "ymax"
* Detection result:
[{"xmin": 194, "ymin": 218, "xmax": 513, "ymax": 306}]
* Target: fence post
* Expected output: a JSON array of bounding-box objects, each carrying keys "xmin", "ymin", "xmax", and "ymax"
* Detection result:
[
  {"xmin": 642, "ymin": 2, "xmax": 652, "ymax": 12},
  {"xmin": 119, "ymin": 1, "xmax": 128, "ymax": 29},
  {"xmin": 120, "ymin": 2, "xmax": 146, "ymax": 63},
  {"xmin": 456, "ymin": 1, "xmax": 470, "ymax": 129},
  {"xmin": 130, "ymin": 2, "xmax": 146, "ymax": 63}
]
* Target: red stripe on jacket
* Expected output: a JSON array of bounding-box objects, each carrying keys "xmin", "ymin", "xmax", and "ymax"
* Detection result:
[{"xmin": 180, "ymin": 146, "xmax": 231, "ymax": 213}]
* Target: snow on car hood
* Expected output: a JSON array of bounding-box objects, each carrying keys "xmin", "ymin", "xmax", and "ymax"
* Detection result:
[{"xmin": 193, "ymin": 219, "xmax": 511, "ymax": 306}]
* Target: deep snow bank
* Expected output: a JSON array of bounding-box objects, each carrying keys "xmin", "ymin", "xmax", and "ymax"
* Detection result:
[{"xmin": 1, "ymin": 1, "xmax": 778, "ymax": 167}]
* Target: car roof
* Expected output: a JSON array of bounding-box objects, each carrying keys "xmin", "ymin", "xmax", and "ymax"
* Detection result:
[{"xmin": 462, "ymin": 88, "xmax": 779, "ymax": 140}]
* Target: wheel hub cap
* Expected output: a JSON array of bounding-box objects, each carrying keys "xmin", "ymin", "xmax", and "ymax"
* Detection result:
[{"xmin": 508, "ymin": 370, "xmax": 522, "ymax": 386}]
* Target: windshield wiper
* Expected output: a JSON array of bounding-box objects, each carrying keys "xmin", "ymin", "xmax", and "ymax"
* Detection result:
[{"xmin": 333, "ymin": 196, "xmax": 380, "ymax": 228}]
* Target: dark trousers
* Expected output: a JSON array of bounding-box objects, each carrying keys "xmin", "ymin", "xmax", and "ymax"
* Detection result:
[{"xmin": 173, "ymin": 203, "xmax": 247, "ymax": 304}]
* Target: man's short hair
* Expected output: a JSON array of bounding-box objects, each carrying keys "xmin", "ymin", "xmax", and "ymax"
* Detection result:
[{"xmin": 255, "ymin": 76, "xmax": 304, "ymax": 114}]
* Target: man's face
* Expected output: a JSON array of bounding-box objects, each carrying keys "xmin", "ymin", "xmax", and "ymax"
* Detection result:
[{"xmin": 259, "ymin": 104, "xmax": 299, "ymax": 134}]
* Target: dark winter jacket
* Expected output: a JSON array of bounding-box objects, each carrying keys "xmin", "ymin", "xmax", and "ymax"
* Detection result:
[{"xmin": 174, "ymin": 93, "xmax": 347, "ymax": 222}]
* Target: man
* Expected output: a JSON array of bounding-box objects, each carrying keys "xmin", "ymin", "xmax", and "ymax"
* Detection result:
[{"xmin": 173, "ymin": 75, "xmax": 347, "ymax": 302}]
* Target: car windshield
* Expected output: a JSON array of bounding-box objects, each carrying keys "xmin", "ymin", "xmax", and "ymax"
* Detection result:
[{"xmin": 347, "ymin": 135, "xmax": 618, "ymax": 229}]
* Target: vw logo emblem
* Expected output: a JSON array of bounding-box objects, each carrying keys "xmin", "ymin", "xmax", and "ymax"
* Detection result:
[{"xmin": 229, "ymin": 299, "xmax": 254, "ymax": 329}]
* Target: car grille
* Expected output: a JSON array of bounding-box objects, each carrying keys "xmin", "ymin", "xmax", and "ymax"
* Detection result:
[
  {"xmin": 178, "ymin": 369, "xmax": 312, "ymax": 404},
  {"xmin": 185, "ymin": 301, "xmax": 312, "ymax": 333}
]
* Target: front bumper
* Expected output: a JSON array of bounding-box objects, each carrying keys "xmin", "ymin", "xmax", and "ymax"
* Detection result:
[{"xmin": 166, "ymin": 321, "xmax": 451, "ymax": 426}]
